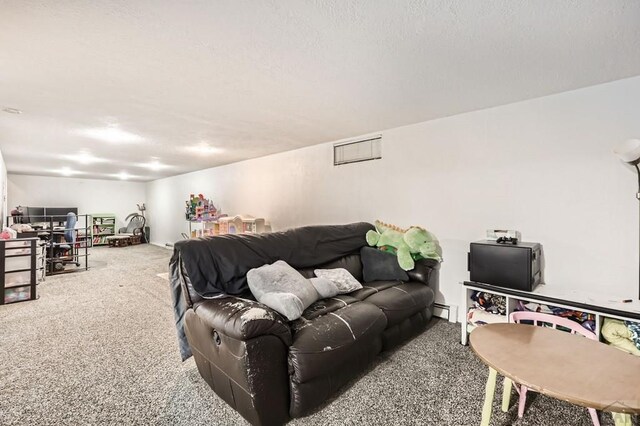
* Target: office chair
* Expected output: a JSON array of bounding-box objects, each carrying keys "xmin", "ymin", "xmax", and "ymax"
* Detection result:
[{"xmin": 55, "ymin": 212, "xmax": 80, "ymax": 269}]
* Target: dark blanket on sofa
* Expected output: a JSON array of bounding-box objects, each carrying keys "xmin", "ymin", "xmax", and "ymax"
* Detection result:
[
  {"xmin": 173, "ymin": 222, "xmax": 374, "ymax": 297},
  {"xmin": 169, "ymin": 222, "xmax": 374, "ymax": 359}
]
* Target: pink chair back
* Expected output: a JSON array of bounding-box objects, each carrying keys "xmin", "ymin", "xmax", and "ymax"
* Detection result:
[{"xmin": 509, "ymin": 311, "xmax": 596, "ymax": 340}]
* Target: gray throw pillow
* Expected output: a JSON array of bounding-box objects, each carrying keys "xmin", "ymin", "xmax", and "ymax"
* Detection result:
[
  {"xmin": 247, "ymin": 260, "xmax": 319, "ymax": 321},
  {"xmin": 360, "ymin": 246, "xmax": 410, "ymax": 283},
  {"xmin": 313, "ymin": 268, "xmax": 363, "ymax": 293},
  {"xmin": 309, "ymin": 277, "xmax": 340, "ymax": 299}
]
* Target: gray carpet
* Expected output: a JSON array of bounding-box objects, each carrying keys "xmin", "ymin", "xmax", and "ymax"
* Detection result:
[{"xmin": 0, "ymin": 244, "xmax": 632, "ymax": 425}]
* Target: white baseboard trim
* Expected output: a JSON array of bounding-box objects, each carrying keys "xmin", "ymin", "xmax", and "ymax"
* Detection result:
[
  {"xmin": 151, "ymin": 242, "xmax": 173, "ymax": 250},
  {"xmin": 434, "ymin": 303, "xmax": 458, "ymax": 323}
]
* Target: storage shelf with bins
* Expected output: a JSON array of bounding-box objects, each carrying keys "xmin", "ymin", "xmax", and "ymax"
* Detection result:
[
  {"xmin": 91, "ymin": 214, "xmax": 116, "ymax": 246},
  {"xmin": 461, "ymin": 281, "xmax": 640, "ymax": 347},
  {"xmin": 1, "ymin": 238, "xmax": 39, "ymax": 305}
]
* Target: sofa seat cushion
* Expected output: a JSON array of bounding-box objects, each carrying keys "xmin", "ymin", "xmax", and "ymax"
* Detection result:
[
  {"xmin": 348, "ymin": 280, "xmax": 403, "ymax": 301},
  {"xmin": 361, "ymin": 282, "xmax": 435, "ymax": 327},
  {"xmin": 298, "ymin": 295, "xmax": 360, "ymax": 321},
  {"xmin": 288, "ymin": 301, "xmax": 387, "ymax": 383}
]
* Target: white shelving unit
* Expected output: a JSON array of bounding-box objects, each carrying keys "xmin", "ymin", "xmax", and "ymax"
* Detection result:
[{"xmin": 461, "ymin": 281, "xmax": 640, "ymax": 346}]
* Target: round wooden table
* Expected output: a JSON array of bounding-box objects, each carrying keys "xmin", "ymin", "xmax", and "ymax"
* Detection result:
[{"xmin": 470, "ymin": 323, "xmax": 640, "ymax": 426}]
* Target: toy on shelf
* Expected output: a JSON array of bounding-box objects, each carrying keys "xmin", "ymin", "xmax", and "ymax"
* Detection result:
[
  {"xmin": 217, "ymin": 215, "xmax": 267, "ymax": 235},
  {"xmin": 185, "ymin": 194, "xmax": 224, "ymax": 222},
  {"xmin": 186, "ymin": 213, "xmax": 269, "ymax": 238},
  {"xmin": 185, "ymin": 193, "xmax": 270, "ymax": 238}
]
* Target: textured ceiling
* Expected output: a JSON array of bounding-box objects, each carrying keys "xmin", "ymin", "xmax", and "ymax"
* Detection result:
[{"xmin": 1, "ymin": 1, "xmax": 640, "ymax": 181}]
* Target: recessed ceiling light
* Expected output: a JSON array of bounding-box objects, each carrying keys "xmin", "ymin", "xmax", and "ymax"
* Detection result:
[
  {"xmin": 2, "ymin": 107, "xmax": 22, "ymax": 114},
  {"xmin": 61, "ymin": 151, "xmax": 108, "ymax": 165},
  {"xmin": 52, "ymin": 167, "xmax": 81, "ymax": 177},
  {"xmin": 115, "ymin": 171, "xmax": 132, "ymax": 180},
  {"xmin": 75, "ymin": 126, "xmax": 144, "ymax": 143},
  {"xmin": 138, "ymin": 159, "xmax": 170, "ymax": 171},
  {"xmin": 186, "ymin": 143, "xmax": 223, "ymax": 155}
]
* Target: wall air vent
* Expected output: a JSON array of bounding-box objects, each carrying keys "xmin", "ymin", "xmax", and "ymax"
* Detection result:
[{"xmin": 333, "ymin": 135, "xmax": 382, "ymax": 166}]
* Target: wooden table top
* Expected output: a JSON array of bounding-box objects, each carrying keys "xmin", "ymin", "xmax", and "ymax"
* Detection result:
[{"xmin": 470, "ymin": 323, "xmax": 640, "ymax": 414}]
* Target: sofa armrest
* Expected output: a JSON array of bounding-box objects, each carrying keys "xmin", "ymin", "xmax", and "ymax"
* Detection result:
[
  {"xmin": 186, "ymin": 297, "xmax": 292, "ymax": 425},
  {"xmin": 407, "ymin": 258, "xmax": 440, "ymax": 287},
  {"xmin": 194, "ymin": 296, "xmax": 292, "ymax": 346}
]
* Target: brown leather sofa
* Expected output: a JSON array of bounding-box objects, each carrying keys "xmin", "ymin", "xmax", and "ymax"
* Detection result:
[{"xmin": 170, "ymin": 223, "xmax": 440, "ymax": 425}]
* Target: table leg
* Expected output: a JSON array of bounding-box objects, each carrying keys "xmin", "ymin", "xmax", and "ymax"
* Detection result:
[
  {"xmin": 501, "ymin": 377, "xmax": 512, "ymax": 413},
  {"xmin": 612, "ymin": 413, "xmax": 632, "ymax": 426},
  {"xmin": 481, "ymin": 367, "xmax": 498, "ymax": 426}
]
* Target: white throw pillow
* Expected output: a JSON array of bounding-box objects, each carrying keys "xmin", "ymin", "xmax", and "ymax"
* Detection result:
[
  {"xmin": 309, "ymin": 277, "xmax": 340, "ymax": 299},
  {"xmin": 313, "ymin": 268, "xmax": 363, "ymax": 294}
]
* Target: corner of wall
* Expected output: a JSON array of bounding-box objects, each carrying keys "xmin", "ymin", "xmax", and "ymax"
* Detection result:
[{"xmin": 0, "ymin": 150, "xmax": 7, "ymax": 229}]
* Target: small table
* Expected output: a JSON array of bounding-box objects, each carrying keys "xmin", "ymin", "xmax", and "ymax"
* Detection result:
[
  {"xmin": 106, "ymin": 235, "xmax": 131, "ymax": 247},
  {"xmin": 470, "ymin": 323, "xmax": 640, "ymax": 426}
]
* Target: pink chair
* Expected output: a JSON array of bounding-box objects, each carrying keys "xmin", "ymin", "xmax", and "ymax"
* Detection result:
[{"xmin": 504, "ymin": 311, "xmax": 600, "ymax": 426}]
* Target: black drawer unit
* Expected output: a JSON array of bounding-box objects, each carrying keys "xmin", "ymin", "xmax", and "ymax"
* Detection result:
[
  {"xmin": 1, "ymin": 237, "xmax": 38, "ymax": 304},
  {"xmin": 468, "ymin": 240, "xmax": 542, "ymax": 292}
]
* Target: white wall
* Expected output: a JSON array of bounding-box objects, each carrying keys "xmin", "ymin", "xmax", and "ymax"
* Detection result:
[
  {"xmin": 146, "ymin": 76, "xmax": 640, "ymax": 307},
  {"xmin": 0, "ymin": 149, "xmax": 7, "ymax": 229},
  {"xmin": 8, "ymin": 175, "xmax": 146, "ymax": 229}
]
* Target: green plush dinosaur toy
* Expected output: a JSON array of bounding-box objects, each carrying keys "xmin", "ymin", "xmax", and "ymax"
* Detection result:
[{"xmin": 366, "ymin": 220, "xmax": 442, "ymax": 270}]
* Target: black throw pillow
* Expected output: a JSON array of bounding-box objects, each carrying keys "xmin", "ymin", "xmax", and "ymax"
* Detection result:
[{"xmin": 360, "ymin": 246, "xmax": 410, "ymax": 283}]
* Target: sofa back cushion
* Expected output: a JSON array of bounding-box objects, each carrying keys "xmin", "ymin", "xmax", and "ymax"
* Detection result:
[
  {"xmin": 296, "ymin": 253, "xmax": 364, "ymax": 282},
  {"xmin": 360, "ymin": 247, "xmax": 410, "ymax": 282}
]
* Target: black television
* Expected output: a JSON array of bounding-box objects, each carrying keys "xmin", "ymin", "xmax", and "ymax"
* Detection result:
[
  {"xmin": 45, "ymin": 207, "xmax": 79, "ymax": 225},
  {"xmin": 24, "ymin": 206, "xmax": 46, "ymax": 224}
]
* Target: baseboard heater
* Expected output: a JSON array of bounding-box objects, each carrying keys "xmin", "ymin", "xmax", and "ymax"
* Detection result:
[{"xmin": 434, "ymin": 303, "xmax": 458, "ymax": 323}]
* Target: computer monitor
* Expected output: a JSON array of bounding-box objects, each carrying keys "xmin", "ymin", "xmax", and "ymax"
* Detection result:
[
  {"xmin": 45, "ymin": 207, "xmax": 79, "ymax": 225},
  {"xmin": 24, "ymin": 207, "xmax": 46, "ymax": 224}
]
